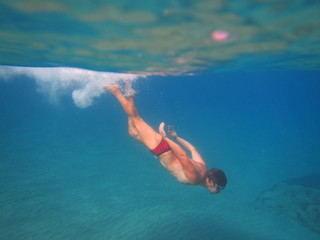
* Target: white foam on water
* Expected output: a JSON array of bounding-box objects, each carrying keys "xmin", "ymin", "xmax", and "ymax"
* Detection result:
[{"xmin": 0, "ymin": 66, "xmax": 144, "ymax": 108}]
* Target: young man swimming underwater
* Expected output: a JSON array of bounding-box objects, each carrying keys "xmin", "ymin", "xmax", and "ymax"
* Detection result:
[{"xmin": 105, "ymin": 85, "xmax": 227, "ymax": 194}]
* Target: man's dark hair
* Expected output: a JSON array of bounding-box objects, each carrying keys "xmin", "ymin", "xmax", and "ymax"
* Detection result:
[{"xmin": 207, "ymin": 168, "xmax": 227, "ymax": 189}]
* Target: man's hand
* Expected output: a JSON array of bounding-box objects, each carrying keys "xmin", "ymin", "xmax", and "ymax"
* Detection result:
[{"xmin": 168, "ymin": 125, "xmax": 178, "ymax": 139}]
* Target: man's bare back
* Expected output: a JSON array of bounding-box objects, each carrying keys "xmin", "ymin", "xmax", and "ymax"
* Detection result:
[{"xmin": 106, "ymin": 85, "xmax": 227, "ymax": 194}]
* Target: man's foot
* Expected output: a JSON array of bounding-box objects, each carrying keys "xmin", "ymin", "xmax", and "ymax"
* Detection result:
[
  {"xmin": 159, "ymin": 122, "xmax": 167, "ymax": 138},
  {"xmin": 124, "ymin": 80, "xmax": 137, "ymax": 97},
  {"xmin": 104, "ymin": 85, "xmax": 120, "ymax": 94}
]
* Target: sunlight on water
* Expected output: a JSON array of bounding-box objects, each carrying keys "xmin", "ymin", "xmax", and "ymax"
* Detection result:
[{"xmin": 0, "ymin": 0, "xmax": 319, "ymax": 74}]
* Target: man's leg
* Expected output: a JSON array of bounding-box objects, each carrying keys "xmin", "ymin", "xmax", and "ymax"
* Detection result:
[
  {"xmin": 105, "ymin": 85, "xmax": 137, "ymax": 117},
  {"xmin": 106, "ymin": 85, "xmax": 162, "ymax": 150}
]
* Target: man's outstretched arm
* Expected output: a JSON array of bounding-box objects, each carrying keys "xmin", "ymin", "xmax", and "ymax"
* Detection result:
[
  {"xmin": 159, "ymin": 123, "xmax": 201, "ymax": 184},
  {"xmin": 168, "ymin": 126, "xmax": 206, "ymax": 166}
]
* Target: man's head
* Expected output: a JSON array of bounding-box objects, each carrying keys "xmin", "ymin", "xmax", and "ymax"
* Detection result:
[{"xmin": 205, "ymin": 168, "xmax": 227, "ymax": 194}]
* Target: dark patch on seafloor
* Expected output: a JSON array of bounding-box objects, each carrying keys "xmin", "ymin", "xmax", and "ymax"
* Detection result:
[
  {"xmin": 258, "ymin": 173, "xmax": 320, "ymax": 234},
  {"xmin": 285, "ymin": 173, "xmax": 320, "ymax": 190}
]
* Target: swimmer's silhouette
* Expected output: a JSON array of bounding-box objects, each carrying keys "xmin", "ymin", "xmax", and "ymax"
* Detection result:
[{"xmin": 105, "ymin": 85, "xmax": 227, "ymax": 194}]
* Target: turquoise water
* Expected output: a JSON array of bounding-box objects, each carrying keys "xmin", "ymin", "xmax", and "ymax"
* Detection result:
[{"xmin": 1, "ymin": 1, "xmax": 320, "ymax": 240}]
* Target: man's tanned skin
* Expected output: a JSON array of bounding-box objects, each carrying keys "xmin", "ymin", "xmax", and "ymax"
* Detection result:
[{"xmin": 106, "ymin": 85, "xmax": 226, "ymax": 194}]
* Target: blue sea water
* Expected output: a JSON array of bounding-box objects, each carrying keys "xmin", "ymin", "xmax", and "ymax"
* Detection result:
[
  {"xmin": 1, "ymin": 70, "xmax": 320, "ymax": 240},
  {"xmin": 1, "ymin": 1, "xmax": 320, "ymax": 240}
]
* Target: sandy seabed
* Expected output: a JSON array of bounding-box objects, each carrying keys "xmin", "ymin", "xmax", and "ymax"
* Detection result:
[{"xmin": 1, "ymin": 130, "xmax": 319, "ymax": 240}]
